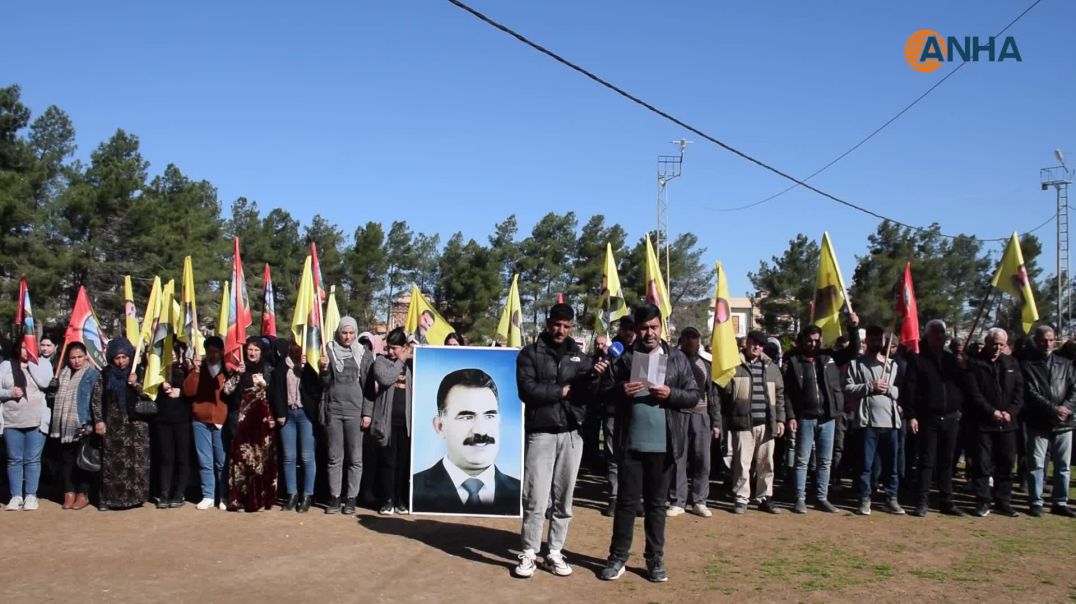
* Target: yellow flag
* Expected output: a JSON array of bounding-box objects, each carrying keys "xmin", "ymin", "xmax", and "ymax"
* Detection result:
[
  {"xmin": 143, "ymin": 280, "xmax": 175, "ymax": 397},
  {"xmin": 813, "ymin": 232, "xmax": 848, "ymax": 347},
  {"xmin": 496, "ymin": 273, "xmax": 524, "ymax": 347},
  {"xmin": 138, "ymin": 276, "xmax": 161, "ymax": 354},
  {"xmin": 325, "ymin": 284, "xmax": 341, "ymax": 344},
  {"xmin": 123, "ymin": 276, "xmax": 139, "ymax": 347},
  {"xmin": 991, "ymin": 232, "xmax": 1040, "ymax": 334},
  {"xmin": 179, "ymin": 256, "xmax": 204, "ymax": 357},
  {"xmin": 405, "ymin": 284, "xmax": 453, "ymax": 346},
  {"xmin": 217, "ymin": 280, "xmax": 230, "ymax": 336},
  {"xmin": 710, "ymin": 262, "xmax": 739, "ymax": 387},
  {"xmin": 595, "ymin": 243, "xmax": 629, "ymax": 334},
  {"xmin": 644, "ymin": 234, "xmax": 672, "ymax": 338},
  {"xmin": 291, "ymin": 256, "xmax": 322, "ymax": 372}
]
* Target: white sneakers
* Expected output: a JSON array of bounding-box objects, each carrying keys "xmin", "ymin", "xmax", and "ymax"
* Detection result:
[
  {"xmin": 6, "ymin": 496, "xmax": 23, "ymax": 511},
  {"xmin": 514, "ymin": 551, "xmax": 537, "ymax": 578},
  {"xmin": 514, "ymin": 550, "xmax": 573, "ymax": 578},
  {"xmin": 543, "ymin": 550, "xmax": 573, "ymax": 576},
  {"xmin": 195, "ymin": 498, "xmax": 214, "ymax": 510},
  {"xmin": 666, "ymin": 505, "xmax": 686, "ymax": 517},
  {"xmin": 23, "ymin": 495, "xmax": 39, "ymax": 511},
  {"xmin": 690, "ymin": 503, "xmax": 712, "ymax": 518},
  {"xmin": 218, "ymin": 502, "xmax": 227, "ymax": 511}
]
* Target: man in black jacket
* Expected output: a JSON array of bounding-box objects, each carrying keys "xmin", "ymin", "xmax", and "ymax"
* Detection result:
[
  {"xmin": 513, "ymin": 303, "xmax": 607, "ymax": 578},
  {"xmin": 601, "ymin": 317, "xmax": 637, "ymax": 515},
  {"xmin": 907, "ymin": 319, "xmax": 975, "ymax": 517},
  {"xmin": 964, "ymin": 327, "xmax": 1023, "ymax": 517},
  {"xmin": 784, "ymin": 317, "xmax": 859, "ymax": 514},
  {"xmin": 1019, "ymin": 325, "xmax": 1076, "ymax": 517},
  {"xmin": 598, "ymin": 304, "xmax": 699, "ymax": 583}
]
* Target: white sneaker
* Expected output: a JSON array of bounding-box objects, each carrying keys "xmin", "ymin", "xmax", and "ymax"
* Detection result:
[
  {"xmin": 196, "ymin": 498, "xmax": 214, "ymax": 510},
  {"xmin": 514, "ymin": 551, "xmax": 537, "ymax": 578},
  {"xmin": 544, "ymin": 550, "xmax": 573, "ymax": 576},
  {"xmin": 23, "ymin": 495, "xmax": 39, "ymax": 511},
  {"xmin": 6, "ymin": 496, "xmax": 23, "ymax": 511},
  {"xmin": 218, "ymin": 502, "xmax": 227, "ymax": 511},
  {"xmin": 690, "ymin": 503, "xmax": 712, "ymax": 518},
  {"xmin": 666, "ymin": 505, "xmax": 685, "ymax": 517}
]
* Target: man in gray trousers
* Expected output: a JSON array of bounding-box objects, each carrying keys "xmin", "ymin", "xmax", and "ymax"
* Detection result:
[
  {"xmin": 513, "ymin": 303, "xmax": 608, "ymax": 578},
  {"xmin": 667, "ymin": 327, "xmax": 721, "ymax": 517}
]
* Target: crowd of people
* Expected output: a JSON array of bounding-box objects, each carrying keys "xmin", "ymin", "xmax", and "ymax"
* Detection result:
[{"xmin": 1, "ymin": 302, "xmax": 1073, "ymax": 585}]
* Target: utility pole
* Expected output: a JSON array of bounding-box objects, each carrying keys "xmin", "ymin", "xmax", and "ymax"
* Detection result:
[
  {"xmin": 656, "ymin": 139, "xmax": 691, "ymax": 296},
  {"xmin": 1042, "ymin": 149, "xmax": 1074, "ymax": 335}
]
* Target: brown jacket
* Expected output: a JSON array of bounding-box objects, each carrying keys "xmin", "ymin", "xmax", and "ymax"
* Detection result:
[{"xmin": 182, "ymin": 365, "xmax": 228, "ymax": 425}]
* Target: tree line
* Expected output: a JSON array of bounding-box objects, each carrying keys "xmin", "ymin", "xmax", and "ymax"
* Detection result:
[{"xmin": 3, "ymin": 82, "xmax": 1067, "ymax": 346}]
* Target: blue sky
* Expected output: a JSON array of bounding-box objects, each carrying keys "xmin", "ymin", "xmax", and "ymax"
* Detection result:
[{"xmin": 8, "ymin": 1, "xmax": 1075, "ymax": 297}]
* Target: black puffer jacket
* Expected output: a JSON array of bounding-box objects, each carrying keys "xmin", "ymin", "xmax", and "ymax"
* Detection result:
[
  {"xmin": 601, "ymin": 341, "xmax": 700, "ymax": 460},
  {"xmin": 516, "ymin": 333, "xmax": 599, "ymax": 433},
  {"xmin": 1020, "ymin": 352, "xmax": 1076, "ymax": 433}
]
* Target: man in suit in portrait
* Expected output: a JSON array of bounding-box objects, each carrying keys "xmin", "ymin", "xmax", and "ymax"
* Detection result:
[{"xmin": 412, "ymin": 368, "xmax": 521, "ymax": 515}]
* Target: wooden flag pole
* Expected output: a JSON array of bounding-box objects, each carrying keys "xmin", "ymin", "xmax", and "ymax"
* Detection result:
[
  {"xmin": 966, "ymin": 288, "xmax": 998, "ymax": 346},
  {"xmin": 53, "ymin": 340, "xmax": 70, "ymax": 379}
]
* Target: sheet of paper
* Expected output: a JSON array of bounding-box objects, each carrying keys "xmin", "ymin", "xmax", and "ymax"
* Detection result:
[{"xmin": 629, "ymin": 350, "xmax": 668, "ymax": 396}]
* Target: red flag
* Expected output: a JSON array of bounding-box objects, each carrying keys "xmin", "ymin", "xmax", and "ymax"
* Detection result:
[
  {"xmin": 64, "ymin": 286, "xmax": 108, "ymax": 368},
  {"xmin": 895, "ymin": 262, "xmax": 920, "ymax": 354},
  {"xmin": 15, "ymin": 276, "xmax": 39, "ymax": 364},
  {"xmin": 310, "ymin": 242, "xmax": 325, "ymax": 333},
  {"xmin": 261, "ymin": 263, "xmax": 277, "ymax": 337},
  {"xmin": 226, "ymin": 237, "xmax": 252, "ymax": 370}
]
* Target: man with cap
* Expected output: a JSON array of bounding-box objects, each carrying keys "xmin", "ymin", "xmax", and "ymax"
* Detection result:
[
  {"xmin": 718, "ymin": 330, "xmax": 786, "ymax": 514},
  {"xmin": 514, "ymin": 303, "xmax": 608, "ymax": 578},
  {"xmin": 666, "ymin": 326, "xmax": 721, "ymax": 518}
]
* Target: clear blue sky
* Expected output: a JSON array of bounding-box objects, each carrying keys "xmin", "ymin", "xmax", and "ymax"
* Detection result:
[{"xmin": 9, "ymin": 1, "xmax": 1075, "ymax": 298}]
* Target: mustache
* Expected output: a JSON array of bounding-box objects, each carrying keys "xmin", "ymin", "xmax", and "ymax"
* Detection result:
[{"xmin": 463, "ymin": 434, "xmax": 496, "ymax": 446}]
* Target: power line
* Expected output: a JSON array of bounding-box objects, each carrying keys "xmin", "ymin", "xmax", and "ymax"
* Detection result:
[
  {"xmin": 707, "ymin": 0, "xmax": 1043, "ymax": 213},
  {"xmin": 447, "ymin": 0, "xmax": 1044, "ymax": 242}
]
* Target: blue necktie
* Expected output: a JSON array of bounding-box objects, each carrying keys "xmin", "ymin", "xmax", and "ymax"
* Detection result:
[{"xmin": 462, "ymin": 478, "xmax": 484, "ymax": 506}]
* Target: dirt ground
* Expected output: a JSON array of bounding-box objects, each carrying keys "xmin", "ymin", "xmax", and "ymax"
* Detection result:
[{"xmin": 3, "ymin": 471, "xmax": 1074, "ymax": 603}]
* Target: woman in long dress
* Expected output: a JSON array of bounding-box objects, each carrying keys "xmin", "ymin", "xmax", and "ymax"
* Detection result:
[
  {"xmin": 91, "ymin": 338, "xmax": 151, "ymax": 511},
  {"xmin": 223, "ymin": 337, "xmax": 278, "ymax": 512}
]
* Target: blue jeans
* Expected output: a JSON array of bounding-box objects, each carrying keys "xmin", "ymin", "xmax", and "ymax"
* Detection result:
[
  {"xmin": 192, "ymin": 421, "xmax": 225, "ymax": 502},
  {"xmin": 794, "ymin": 418, "xmax": 835, "ymax": 501},
  {"xmin": 5, "ymin": 427, "xmax": 46, "ymax": 498},
  {"xmin": 859, "ymin": 427, "xmax": 899, "ymax": 499},
  {"xmin": 280, "ymin": 408, "xmax": 316, "ymax": 496},
  {"xmin": 1027, "ymin": 428, "xmax": 1072, "ymax": 508}
]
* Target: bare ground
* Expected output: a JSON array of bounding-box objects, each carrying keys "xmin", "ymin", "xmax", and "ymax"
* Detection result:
[{"xmin": 2, "ymin": 472, "xmax": 1075, "ymax": 603}]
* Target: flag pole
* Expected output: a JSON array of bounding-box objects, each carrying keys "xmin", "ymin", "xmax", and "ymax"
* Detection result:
[
  {"xmin": 966, "ymin": 288, "xmax": 997, "ymax": 345},
  {"xmin": 53, "ymin": 340, "xmax": 70, "ymax": 379}
]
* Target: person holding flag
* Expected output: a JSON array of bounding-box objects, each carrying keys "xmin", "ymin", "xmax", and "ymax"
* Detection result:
[{"xmin": 2, "ymin": 279, "xmax": 53, "ymax": 511}]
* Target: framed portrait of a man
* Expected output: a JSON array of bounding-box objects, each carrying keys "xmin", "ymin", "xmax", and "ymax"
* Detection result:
[{"xmin": 410, "ymin": 346, "xmax": 523, "ymax": 517}]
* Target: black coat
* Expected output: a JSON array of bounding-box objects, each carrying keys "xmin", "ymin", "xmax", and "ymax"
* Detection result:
[
  {"xmin": 905, "ymin": 348, "xmax": 973, "ymax": 419},
  {"xmin": 269, "ymin": 361, "xmax": 321, "ymax": 424},
  {"xmin": 516, "ymin": 334, "xmax": 599, "ymax": 433},
  {"xmin": 783, "ymin": 353, "xmax": 844, "ymax": 421},
  {"xmin": 965, "ymin": 354, "xmax": 1024, "ymax": 432},
  {"xmin": 410, "ymin": 460, "xmax": 521, "ymax": 516},
  {"xmin": 1020, "ymin": 352, "xmax": 1076, "ymax": 433},
  {"xmin": 601, "ymin": 341, "xmax": 699, "ymax": 460}
]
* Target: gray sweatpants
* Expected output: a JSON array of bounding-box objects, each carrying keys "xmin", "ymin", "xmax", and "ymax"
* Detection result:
[
  {"xmin": 670, "ymin": 412, "xmax": 712, "ymax": 506},
  {"xmin": 520, "ymin": 430, "xmax": 583, "ymax": 554},
  {"xmin": 326, "ymin": 414, "xmax": 364, "ymax": 498}
]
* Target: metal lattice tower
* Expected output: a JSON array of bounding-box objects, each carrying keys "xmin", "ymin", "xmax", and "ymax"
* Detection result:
[
  {"xmin": 656, "ymin": 140, "xmax": 691, "ymax": 294},
  {"xmin": 1042, "ymin": 150, "xmax": 1074, "ymax": 335}
]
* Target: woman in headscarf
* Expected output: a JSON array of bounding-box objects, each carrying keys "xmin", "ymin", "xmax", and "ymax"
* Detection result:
[
  {"xmin": 366, "ymin": 327, "xmax": 412, "ymax": 515},
  {"xmin": 1, "ymin": 340, "xmax": 53, "ymax": 511},
  {"xmin": 318, "ymin": 316, "xmax": 373, "ymax": 515},
  {"xmin": 90, "ymin": 337, "xmax": 151, "ymax": 511},
  {"xmin": 50, "ymin": 342, "xmax": 100, "ymax": 510},
  {"xmin": 270, "ymin": 338, "xmax": 320, "ymax": 513},
  {"xmin": 222, "ymin": 336, "xmax": 277, "ymax": 512}
]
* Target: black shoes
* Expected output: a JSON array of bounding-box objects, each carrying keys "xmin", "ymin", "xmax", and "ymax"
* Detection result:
[
  {"xmin": 379, "ymin": 502, "xmax": 395, "ymax": 515},
  {"xmin": 996, "ymin": 505, "xmax": 1019, "ymax": 517},
  {"xmin": 758, "ymin": 498, "xmax": 782, "ymax": 514},
  {"xmin": 941, "ymin": 504, "xmax": 967, "ymax": 517},
  {"xmin": 599, "ymin": 558, "xmax": 626, "ymax": 581},
  {"xmin": 1028, "ymin": 504, "xmax": 1043, "ymax": 517},
  {"xmin": 325, "ymin": 495, "xmax": 341, "ymax": 514},
  {"xmin": 1051, "ymin": 505, "xmax": 1076, "ymax": 518},
  {"xmin": 973, "ymin": 503, "xmax": 990, "ymax": 517},
  {"xmin": 282, "ymin": 493, "xmax": 299, "ymax": 511},
  {"xmin": 909, "ymin": 504, "xmax": 928, "ymax": 517},
  {"xmin": 170, "ymin": 496, "xmax": 185, "ymax": 509},
  {"xmin": 602, "ymin": 499, "xmax": 616, "ymax": 517},
  {"xmin": 296, "ymin": 495, "xmax": 312, "ymax": 513},
  {"xmin": 646, "ymin": 556, "xmax": 668, "ymax": 583},
  {"xmin": 733, "ymin": 502, "xmax": 747, "ymax": 514},
  {"xmin": 342, "ymin": 497, "xmax": 357, "ymax": 515},
  {"xmin": 156, "ymin": 497, "xmax": 170, "ymax": 510}
]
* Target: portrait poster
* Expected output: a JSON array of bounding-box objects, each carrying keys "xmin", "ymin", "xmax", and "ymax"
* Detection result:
[{"xmin": 410, "ymin": 346, "xmax": 523, "ymax": 517}]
